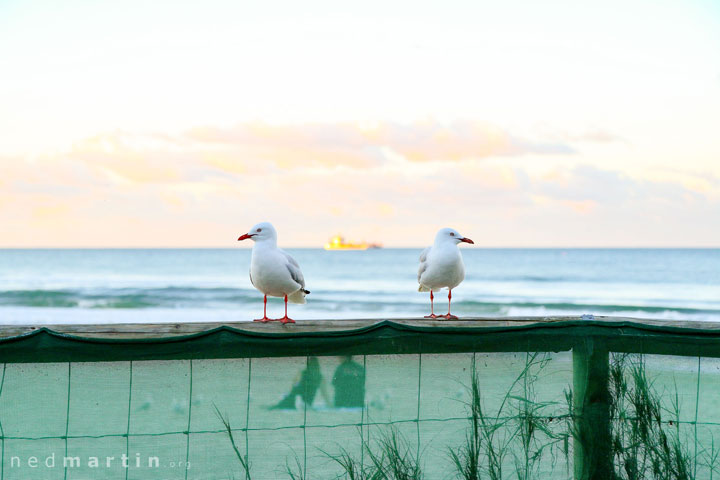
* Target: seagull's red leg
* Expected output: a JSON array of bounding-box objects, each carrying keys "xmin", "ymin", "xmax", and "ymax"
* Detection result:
[
  {"xmin": 424, "ymin": 290, "xmax": 438, "ymax": 318},
  {"xmin": 277, "ymin": 294, "xmax": 296, "ymax": 324},
  {"xmin": 442, "ymin": 290, "xmax": 458, "ymax": 319},
  {"xmin": 253, "ymin": 295, "xmax": 272, "ymax": 322}
]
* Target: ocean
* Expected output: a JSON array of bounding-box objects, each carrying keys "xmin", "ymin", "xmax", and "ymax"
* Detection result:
[{"xmin": 0, "ymin": 248, "xmax": 718, "ymax": 324}]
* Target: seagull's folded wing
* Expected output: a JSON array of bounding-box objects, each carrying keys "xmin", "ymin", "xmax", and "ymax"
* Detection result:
[
  {"xmin": 417, "ymin": 246, "xmax": 432, "ymax": 291},
  {"xmin": 419, "ymin": 246, "xmax": 431, "ymax": 264},
  {"xmin": 281, "ymin": 250, "xmax": 305, "ymax": 289}
]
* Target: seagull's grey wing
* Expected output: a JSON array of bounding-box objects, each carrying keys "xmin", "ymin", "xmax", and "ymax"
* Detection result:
[
  {"xmin": 249, "ymin": 269, "xmax": 255, "ymax": 287},
  {"xmin": 281, "ymin": 250, "xmax": 306, "ymax": 289},
  {"xmin": 417, "ymin": 246, "xmax": 431, "ymax": 283}
]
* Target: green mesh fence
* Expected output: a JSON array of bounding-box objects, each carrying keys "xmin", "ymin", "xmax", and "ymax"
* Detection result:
[{"xmin": 0, "ymin": 320, "xmax": 718, "ymax": 479}]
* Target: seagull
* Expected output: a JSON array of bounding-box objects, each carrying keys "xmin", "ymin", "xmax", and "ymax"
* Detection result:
[
  {"xmin": 417, "ymin": 227, "xmax": 474, "ymax": 319},
  {"xmin": 238, "ymin": 222, "xmax": 309, "ymax": 323}
]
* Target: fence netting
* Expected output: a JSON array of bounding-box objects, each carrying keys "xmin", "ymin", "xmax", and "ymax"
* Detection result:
[
  {"xmin": 2, "ymin": 320, "xmax": 720, "ymax": 479},
  {"xmin": 0, "ymin": 347, "xmax": 718, "ymax": 479}
]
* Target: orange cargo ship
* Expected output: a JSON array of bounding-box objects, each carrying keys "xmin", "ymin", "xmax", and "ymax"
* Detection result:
[{"xmin": 324, "ymin": 235, "xmax": 382, "ymax": 250}]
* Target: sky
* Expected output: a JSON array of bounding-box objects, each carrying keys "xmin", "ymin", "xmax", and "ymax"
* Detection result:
[{"xmin": 1, "ymin": 0, "xmax": 719, "ymax": 247}]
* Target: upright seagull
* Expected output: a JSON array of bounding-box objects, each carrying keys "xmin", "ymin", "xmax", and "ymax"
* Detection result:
[
  {"xmin": 417, "ymin": 227, "xmax": 474, "ymax": 319},
  {"xmin": 238, "ymin": 222, "xmax": 309, "ymax": 323}
]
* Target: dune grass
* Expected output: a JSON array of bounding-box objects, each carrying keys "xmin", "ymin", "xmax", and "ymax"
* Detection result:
[
  {"xmin": 324, "ymin": 426, "xmax": 424, "ymax": 480},
  {"xmin": 608, "ymin": 354, "xmax": 694, "ymax": 480},
  {"xmin": 448, "ymin": 352, "xmax": 716, "ymax": 480},
  {"xmin": 215, "ymin": 404, "xmax": 252, "ymax": 480},
  {"xmin": 449, "ymin": 352, "xmax": 569, "ymax": 480}
]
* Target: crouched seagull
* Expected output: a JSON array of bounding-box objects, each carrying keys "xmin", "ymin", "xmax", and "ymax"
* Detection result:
[
  {"xmin": 418, "ymin": 227, "xmax": 474, "ymax": 319},
  {"xmin": 238, "ymin": 222, "xmax": 309, "ymax": 323}
]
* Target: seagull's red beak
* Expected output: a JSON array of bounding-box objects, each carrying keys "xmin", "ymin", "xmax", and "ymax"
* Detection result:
[
  {"xmin": 237, "ymin": 233, "xmax": 254, "ymax": 241},
  {"xmin": 461, "ymin": 237, "xmax": 475, "ymax": 244}
]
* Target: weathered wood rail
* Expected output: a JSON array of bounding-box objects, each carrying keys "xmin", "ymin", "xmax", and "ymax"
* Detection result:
[{"xmin": 2, "ymin": 314, "xmax": 719, "ymax": 339}]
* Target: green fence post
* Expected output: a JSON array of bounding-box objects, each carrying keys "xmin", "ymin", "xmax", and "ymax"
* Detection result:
[{"xmin": 573, "ymin": 338, "xmax": 612, "ymax": 480}]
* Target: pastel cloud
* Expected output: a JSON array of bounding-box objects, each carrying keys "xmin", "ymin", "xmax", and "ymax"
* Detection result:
[
  {"xmin": 1, "ymin": 122, "xmax": 718, "ymax": 247},
  {"xmin": 184, "ymin": 120, "xmax": 575, "ymax": 169}
]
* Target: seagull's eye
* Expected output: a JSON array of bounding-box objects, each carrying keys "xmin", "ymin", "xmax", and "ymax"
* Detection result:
[
  {"xmin": 257, "ymin": 228, "xmax": 262, "ymax": 232},
  {"xmin": 449, "ymin": 232, "xmax": 455, "ymax": 236}
]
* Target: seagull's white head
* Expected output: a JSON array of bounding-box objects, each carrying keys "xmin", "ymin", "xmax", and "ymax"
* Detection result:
[
  {"xmin": 238, "ymin": 222, "xmax": 278, "ymax": 244},
  {"xmin": 435, "ymin": 227, "xmax": 474, "ymax": 246}
]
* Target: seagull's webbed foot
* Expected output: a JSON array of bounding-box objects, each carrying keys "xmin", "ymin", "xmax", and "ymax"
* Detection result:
[
  {"xmin": 440, "ymin": 314, "xmax": 459, "ymax": 320},
  {"xmin": 276, "ymin": 316, "xmax": 296, "ymax": 324},
  {"xmin": 253, "ymin": 316, "xmax": 274, "ymax": 323},
  {"xmin": 424, "ymin": 314, "xmax": 439, "ymax": 319}
]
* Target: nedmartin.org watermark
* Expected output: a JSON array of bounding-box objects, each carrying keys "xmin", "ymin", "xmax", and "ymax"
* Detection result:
[{"xmin": 9, "ymin": 453, "xmax": 190, "ymax": 471}]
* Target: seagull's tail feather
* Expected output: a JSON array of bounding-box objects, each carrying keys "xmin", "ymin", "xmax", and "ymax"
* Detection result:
[
  {"xmin": 288, "ymin": 289, "xmax": 308, "ymax": 304},
  {"xmin": 418, "ymin": 284, "xmax": 431, "ymax": 292}
]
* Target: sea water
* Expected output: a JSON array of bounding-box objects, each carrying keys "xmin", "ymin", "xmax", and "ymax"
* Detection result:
[{"xmin": 0, "ymin": 248, "xmax": 718, "ymax": 324}]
